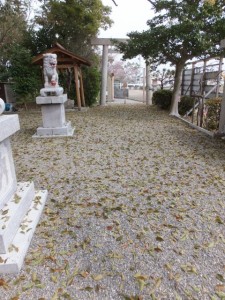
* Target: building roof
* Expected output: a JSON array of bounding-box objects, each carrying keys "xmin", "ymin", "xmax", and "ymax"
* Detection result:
[{"xmin": 32, "ymin": 43, "xmax": 91, "ymax": 67}]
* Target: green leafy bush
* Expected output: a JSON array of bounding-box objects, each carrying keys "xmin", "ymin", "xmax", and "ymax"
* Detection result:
[
  {"xmin": 178, "ymin": 95, "xmax": 194, "ymax": 116},
  {"xmin": 204, "ymin": 97, "xmax": 222, "ymax": 131},
  {"xmin": 58, "ymin": 65, "xmax": 100, "ymax": 107},
  {"xmin": 9, "ymin": 45, "xmax": 41, "ymax": 103},
  {"xmin": 82, "ymin": 66, "xmax": 100, "ymax": 107},
  {"xmin": 152, "ymin": 89, "xmax": 173, "ymax": 110}
]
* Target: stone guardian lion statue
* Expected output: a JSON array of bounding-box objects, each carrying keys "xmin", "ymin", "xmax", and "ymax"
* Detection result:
[
  {"xmin": 43, "ymin": 53, "xmax": 59, "ymax": 88},
  {"xmin": 40, "ymin": 53, "xmax": 63, "ymax": 96}
]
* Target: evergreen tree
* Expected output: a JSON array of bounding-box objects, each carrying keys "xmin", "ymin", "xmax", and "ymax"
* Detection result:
[
  {"xmin": 117, "ymin": 0, "xmax": 225, "ymax": 116},
  {"xmin": 29, "ymin": 0, "xmax": 112, "ymax": 57}
]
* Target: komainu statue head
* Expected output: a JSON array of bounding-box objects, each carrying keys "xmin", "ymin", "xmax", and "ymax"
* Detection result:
[{"xmin": 43, "ymin": 53, "xmax": 59, "ymax": 88}]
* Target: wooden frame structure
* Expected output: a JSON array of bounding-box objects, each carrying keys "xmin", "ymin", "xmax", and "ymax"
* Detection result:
[
  {"xmin": 32, "ymin": 43, "xmax": 91, "ymax": 110},
  {"xmin": 181, "ymin": 57, "xmax": 223, "ymax": 99}
]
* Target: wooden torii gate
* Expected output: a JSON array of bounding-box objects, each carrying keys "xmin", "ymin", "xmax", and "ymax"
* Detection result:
[{"xmin": 32, "ymin": 43, "xmax": 91, "ymax": 111}]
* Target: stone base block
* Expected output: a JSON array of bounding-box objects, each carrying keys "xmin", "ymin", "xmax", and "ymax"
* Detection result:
[
  {"xmin": 65, "ymin": 99, "xmax": 74, "ymax": 109},
  {"xmin": 0, "ymin": 189, "xmax": 48, "ymax": 274},
  {"xmin": 36, "ymin": 127, "xmax": 53, "ymax": 136},
  {"xmin": 36, "ymin": 94, "xmax": 67, "ymax": 104},
  {"xmin": 33, "ymin": 121, "xmax": 75, "ymax": 138},
  {"xmin": 41, "ymin": 103, "xmax": 66, "ymax": 128},
  {"xmin": 74, "ymin": 107, "xmax": 89, "ymax": 112}
]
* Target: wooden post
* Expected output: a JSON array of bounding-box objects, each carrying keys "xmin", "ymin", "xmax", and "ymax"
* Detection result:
[
  {"xmin": 79, "ymin": 68, "xmax": 86, "ymax": 107},
  {"xmin": 200, "ymin": 59, "xmax": 207, "ymax": 95},
  {"xmin": 190, "ymin": 62, "xmax": 195, "ymax": 96},
  {"xmin": 101, "ymin": 44, "xmax": 109, "ymax": 105},
  {"xmin": 216, "ymin": 55, "xmax": 223, "ymax": 98},
  {"xmin": 218, "ymin": 76, "xmax": 225, "ymax": 133},
  {"xmin": 218, "ymin": 39, "xmax": 225, "ymax": 133},
  {"xmin": 112, "ymin": 74, "xmax": 114, "ymax": 100},
  {"xmin": 74, "ymin": 65, "xmax": 81, "ymax": 110}
]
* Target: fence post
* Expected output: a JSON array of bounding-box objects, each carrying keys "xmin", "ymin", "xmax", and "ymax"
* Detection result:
[{"xmin": 218, "ymin": 39, "xmax": 225, "ymax": 133}]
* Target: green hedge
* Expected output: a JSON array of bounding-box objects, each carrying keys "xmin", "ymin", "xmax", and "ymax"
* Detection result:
[
  {"xmin": 152, "ymin": 89, "xmax": 173, "ymax": 110},
  {"xmin": 178, "ymin": 95, "xmax": 194, "ymax": 116},
  {"xmin": 58, "ymin": 66, "xmax": 100, "ymax": 107},
  {"xmin": 82, "ymin": 66, "xmax": 100, "ymax": 107}
]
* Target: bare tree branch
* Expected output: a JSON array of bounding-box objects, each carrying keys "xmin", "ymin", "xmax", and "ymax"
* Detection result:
[
  {"xmin": 112, "ymin": 0, "xmax": 118, "ymax": 6},
  {"xmin": 147, "ymin": 0, "xmax": 156, "ymax": 8}
]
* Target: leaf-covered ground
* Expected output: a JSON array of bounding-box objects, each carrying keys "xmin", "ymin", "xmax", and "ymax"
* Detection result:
[{"xmin": 2, "ymin": 104, "xmax": 225, "ymax": 300}]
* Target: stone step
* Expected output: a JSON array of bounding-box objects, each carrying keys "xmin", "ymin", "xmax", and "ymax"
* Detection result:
[
  {"xmin": 0, "ymin": 189, "xmax": 48, "ymax": 274},
  {"xmin": 34, "ymin": 121, "xmax": 75, "ymax": 137},
  {"xmin": 0, "ymin": 182, "xmax": 35, "ymax": 253}
]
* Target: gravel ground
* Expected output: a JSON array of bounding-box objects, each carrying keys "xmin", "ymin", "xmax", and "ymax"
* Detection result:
[{"xmin": 1, "ymin": 104, "xmax": 225, "ymax": 300}]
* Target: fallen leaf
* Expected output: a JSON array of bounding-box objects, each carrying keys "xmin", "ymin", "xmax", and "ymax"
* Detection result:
[
  {"xmin": 0, "ymin": 278, "xmax": 9, "ymax": 289},
  {"xmin": 215, "ymin": 285, "xmax": 225, "ymax": 292},
  {"xmin": 92, "ymin": 274, "xmax": 104, "ymax": 281},
  {"xmin": 216, "ymin": 274, "xmax": 225, "ymax": 283},
  {"xmin": 106, "ymin": 225, "xmax": 113, "ymax": 230}
]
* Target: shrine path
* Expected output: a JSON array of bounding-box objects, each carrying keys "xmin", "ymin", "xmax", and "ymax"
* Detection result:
[{"xmin": 3, "ymin": 104, "xmax": 225, "ymax": 300}]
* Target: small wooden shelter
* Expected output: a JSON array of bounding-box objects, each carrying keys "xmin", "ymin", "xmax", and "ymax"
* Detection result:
[{"xmin": 32, "ymin": 43, "xmax": 91, "ymax": 110}]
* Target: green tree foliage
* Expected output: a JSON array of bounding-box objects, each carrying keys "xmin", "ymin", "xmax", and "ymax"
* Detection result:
[
  {"xmin": 8, "ymin": 45, "xmax": 42, "ymax": 102},
  {"xmin": 0, "ymin": 0, "xmax": 37, "ymax": 102},
  {"xmin": 0, "ymin": 0, "xmax": 112, "ymax": 104},
  {"xmin": 31, "ymin": 0, "xmax": 112, "ymax": 57},
  {"xmin": 82, "ymin": 66, "xmax": 101, "ymax": 106},
  {"xmin": 22, "ymin": 0, "xmax": 112, "ymax": 105},
  {"xmin": 0, "ymin": 0, "xmax": 26, "ymax": 50},
  {"xmin": 57, "ymin": 66, "xmax": 101, "ymax": 107},
  {"xmin": 23, "ymin": 25, "xmax": 57, "ymax": 56},
  {"xmin": 117, "ymin": 0, "xmax": 225, "ymax": 116},
  {"xmin": 0, "ymin": 0, "xmax": 27, "ymax": 78}
]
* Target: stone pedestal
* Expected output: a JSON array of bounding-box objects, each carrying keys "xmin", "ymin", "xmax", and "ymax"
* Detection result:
[
  {"xmin": 34, "ymin": 94, "xmax": 75, "ymax": 137},
  {"xmin": 0, "ymin": 115, "xmax": 48, "ymax": 273}
]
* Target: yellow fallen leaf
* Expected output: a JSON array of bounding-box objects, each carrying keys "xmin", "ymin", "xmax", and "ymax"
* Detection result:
[
  {"xmin": 92, "ymin": 274, "xmax": 104, "ymax": 281},
  {"xmin": 51, "ymin": 290, "xmax": 58, "ymax": 300},
  {"xmin": 134, "ymin": 273, "xmax": 148, "ymax": 281}
]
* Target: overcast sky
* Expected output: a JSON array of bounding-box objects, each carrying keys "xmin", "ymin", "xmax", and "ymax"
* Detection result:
[{"xmin": 99, "ymin": 0, "xmax": 154, "ymax": 38}]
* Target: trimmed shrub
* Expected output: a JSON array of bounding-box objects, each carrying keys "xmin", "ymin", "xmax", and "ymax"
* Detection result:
[
  {"xmin": 152, "ymin": 89, "xmax": 173, "ymax": 110},
  {"xmin": 178, "ymin": 95, "xmax": 194, "ymax": 116},
  {"xmin": 204, "ymin": 97, "xmax": 222, "ymax": 131},
  {"xmin": 82, "ymin": 66, "xmax": 101, "ymax": 107}
]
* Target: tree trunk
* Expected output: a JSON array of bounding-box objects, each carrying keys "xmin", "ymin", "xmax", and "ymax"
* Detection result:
[{"xmin": 169, "ymin": 62, "xmax": 185, "ymax": 116}]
